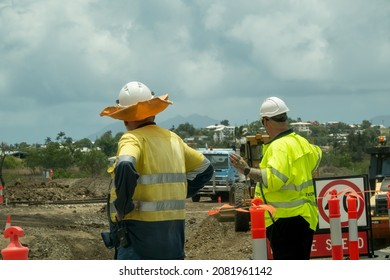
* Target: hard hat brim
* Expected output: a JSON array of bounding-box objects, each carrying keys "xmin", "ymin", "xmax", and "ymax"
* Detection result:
[{"xmin": 100, "ymin": 94, "xmax": 172, "ymax": 121}]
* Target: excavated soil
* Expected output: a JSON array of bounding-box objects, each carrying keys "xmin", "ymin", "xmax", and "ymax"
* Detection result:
[{"xmin": 0, "ymin": 177, "xmax": 251, "ymax": 260}]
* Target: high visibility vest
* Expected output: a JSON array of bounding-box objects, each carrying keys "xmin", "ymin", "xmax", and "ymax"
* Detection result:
[
  {"xmin": 108, "ymin": 125, "xmax": 205, "ymax": 223},
  {"xmin": 255, "ymin": 131, "xmax": 322, "ymax": 230}
]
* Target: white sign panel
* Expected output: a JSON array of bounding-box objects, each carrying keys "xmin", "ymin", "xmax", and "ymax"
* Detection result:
[{"xmin": 314, "ymin": 176, "xmax": 367, "ymax": 229}]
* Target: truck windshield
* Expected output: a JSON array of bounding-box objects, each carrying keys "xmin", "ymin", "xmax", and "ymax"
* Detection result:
[
  {"xmin": 204, "ymin": 154, "xmax": 229, "ymax": 169},
  {"xmin": 382, "ymin": 157, "xmax": 390, "ymax": 176}
]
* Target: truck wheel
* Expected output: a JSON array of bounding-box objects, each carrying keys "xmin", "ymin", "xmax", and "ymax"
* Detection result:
[
  {"xmin": 191, "ymin": 194, "xmax": 201, "ymax": 202},
  {"xmin": 232, "ymin": 183, "xmax": 250, "ymax": 232}
]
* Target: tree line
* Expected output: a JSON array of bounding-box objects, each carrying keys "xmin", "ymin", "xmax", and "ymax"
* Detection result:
[{"xmin": 0, "ymin": 119, "xmax": 386, "ymax": 186}]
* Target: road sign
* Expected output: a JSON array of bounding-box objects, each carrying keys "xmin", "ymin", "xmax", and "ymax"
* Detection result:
[
  {"xmin": 266, "ymin": 231, "xmax": 369, "ymax": 259},
  {"xmin": 315, "ymin": 176, "xmax": 367, "ymax": 229}
]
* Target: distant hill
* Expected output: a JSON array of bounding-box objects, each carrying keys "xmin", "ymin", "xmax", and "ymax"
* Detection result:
[
  {"xmin": 159, "ymin": 114, "xmax": 220, "ymax": 130},
  {"xmin": 88, "ymin": 114, "xmax": 220, "ymax": 140},
  {"xmin": 370, "ymin": 115, "xmax": 390, "ymax": 127}
]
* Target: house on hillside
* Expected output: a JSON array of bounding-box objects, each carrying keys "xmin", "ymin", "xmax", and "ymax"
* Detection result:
[
  {"xmin": 290, "ymin": 122, "xmax": 312, "ymax": 135},
  {"xmin": 206, "ymin": 124, "xmax": 235, "ymax": 142}
]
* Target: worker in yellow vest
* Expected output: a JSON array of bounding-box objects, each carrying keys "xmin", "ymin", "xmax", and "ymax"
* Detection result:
[
  {"xmin": 230, "ymin": 96, "xmax": 322, "ymax": 259},
  {"xmin": 100, "ymin": 81, "xmax": 213, "ymax": 260}
]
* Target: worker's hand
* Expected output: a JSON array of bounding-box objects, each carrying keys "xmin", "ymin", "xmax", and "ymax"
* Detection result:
[{"xmin": 229, "ymin": 153, "xmax": 249, "ymax": 173}]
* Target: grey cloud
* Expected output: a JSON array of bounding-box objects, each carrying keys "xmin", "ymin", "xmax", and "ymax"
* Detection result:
[{"xmin": 1, "ymin": 0, "xmax": 389, "ymax": 144}]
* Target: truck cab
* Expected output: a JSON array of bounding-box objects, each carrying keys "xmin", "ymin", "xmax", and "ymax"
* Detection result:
[{"xmin": 192, "ymin": 148, "xmax": 244, "ymax": 202}]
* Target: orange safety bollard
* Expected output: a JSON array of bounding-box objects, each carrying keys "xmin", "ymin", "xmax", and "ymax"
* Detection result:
[
  {"xmin": 250, "ymin": 199, "xmax": 267, "ymax": 260},
  {"xmin": 328, "ymin": 189, "xmax": 343, "ymax": 260},
  {"xmin": 0, "ymin": 184, "xmax": 3, "ymax": 204},
  {"xmin": 347, "ymin": 195, "xmax": 359, "ymax": 260},
  {"xmin": 4, "ymin": 215, "xmax": 11, "ymax": 230},
  {"xmin": 1, "ymin": 226, "xmax": 29, "ymax": 260}
]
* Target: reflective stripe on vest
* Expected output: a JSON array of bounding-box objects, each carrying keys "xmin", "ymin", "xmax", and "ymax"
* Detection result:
[
  {"xmin": 269, "ymin": 198, "xmax": 317, "ymax": 209},
  {"xmin": 280, "ymin": 180, "xmax": 314, "ymax": 192},
  {"xmin": 139, "ymin": 173, "xmax": 187, "ymax": 185},
  {"xmin": 269, "ymin": 167, "xmax": 314, "ymax": 192},
  {"xmin": 109, "ymin": 171, "xmax": 187, "ymax": 222},
  {"xmin": 134, "ymin": 199, "xmax": 185, "ymax": 211}
]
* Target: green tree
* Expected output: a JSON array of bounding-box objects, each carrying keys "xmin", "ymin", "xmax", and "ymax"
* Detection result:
[
  {"xmin": 78, "ymin": 149, "xmax": 108, "ymax": 176},
  {"xmin": 361, "ymin": 120, "xmax": 372, "ymax": 129},
  {"xmin": 220, "ymin": 120, "xmax": 230, "ymax": 126},
  {"xmin": 42, "ymin": 142, "xmax": 73, "ymax": 169},
  {"xmin": 74, "ymin": 138, "xmax": 93, "ymax": 149},
  {"xmin": 0, "ymin": 142, "xmax": 9, "ymax": 186},
  {"xmin": 247, "ymin": 120, "xmax": 263, "ymax": 135},
  {"xmin": 95, "ymin": 131, "xmax": 117, "ymax": 156},
  {"xmin": 25, "ymin": 143, "xmax": 73, "ymax": 171},
  {"xmin": 24, "ymin": 147, "xmax": 43, "ymax": 174},
  {"xmin": 175, "ymin": 122, "xmax": 196, "ymax": 138},
  {"xmin": 56, "ymin": 131, "xmax": 66, "ymax": 143},
  {"xmin": 308, "ymin": 125, "xmax": 329, "ymax": 146}
]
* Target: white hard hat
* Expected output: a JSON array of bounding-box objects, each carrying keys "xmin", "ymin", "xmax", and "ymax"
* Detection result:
[
  {"xmin": 259, "ymin": 96, "xmax": 290, "ymax": 118},
  {"xmin": 117, "ymin": 81, "xmax": 154, "ymax": 107}
]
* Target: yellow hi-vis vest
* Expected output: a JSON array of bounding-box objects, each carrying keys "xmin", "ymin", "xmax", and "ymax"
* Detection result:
[
  {"xmin": 108, "ymin": 125, "xmax": 205, "ymax": 223},
  {"xmin": 254, "ymin": 131, "xmax": 322, "ymax": 231}
]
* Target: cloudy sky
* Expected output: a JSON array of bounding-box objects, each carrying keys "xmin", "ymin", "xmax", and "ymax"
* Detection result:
[{"xmin": 1, "ymin": 0, "xmax": 390, "ymax": 144}]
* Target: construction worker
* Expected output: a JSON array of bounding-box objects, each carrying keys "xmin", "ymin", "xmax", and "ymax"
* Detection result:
[
  {"xmin": 229, "ymin": 96, "xmax": 322, "ymax": 260},
  {"xmin": 100, "ymin": 81, "xmax": 214, "ymax": 260}
]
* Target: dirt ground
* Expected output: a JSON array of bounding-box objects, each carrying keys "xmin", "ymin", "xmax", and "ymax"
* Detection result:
[
  {"xmin": 0, "ymin": 177, "xmax": 252, "ymax": 260},
  {"xmin": 1, "ymin": 177, "xmax": 389, "ymax": 260}
]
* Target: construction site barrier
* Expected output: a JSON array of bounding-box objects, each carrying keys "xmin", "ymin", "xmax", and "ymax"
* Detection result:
[
  {"xmin": 328, "ymin": 189, "xmax": 343, "ymax": 260},
  {"xmin": 347, "ymin": 195, "xmax": 359, "ymax": 260},
  {"xmin": 250, "ymin": 202, "xmax": 267, "ymax": 260},
  {"xmin": 1, "ymin": 226, "xmax": 29, "ymax": 260}
]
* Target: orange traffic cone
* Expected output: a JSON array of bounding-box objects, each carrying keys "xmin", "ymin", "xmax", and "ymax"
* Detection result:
[
  {"xmin": 1, "ymin": 226, "xmax": 29, "ymax": 260},
  {"xmin": 5, "ymin": 215, "xmax": 11, "ymax": 230}
]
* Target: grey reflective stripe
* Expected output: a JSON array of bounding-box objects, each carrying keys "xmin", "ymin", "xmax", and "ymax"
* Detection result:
[
  {"xmin": 269, "ymin": 198, "xmax": 316, "ymax": 208},
  {"xmin": 109, "ymin": 200, "xmax": 185, "ymax": 214},
  {"xmin": 281, "ymin": 179, "xmax": 314, "ymax": 192},
  {"xmin": 348, "ymin": 219, "xmax": 358, "ymax": 241},
  {"xmin": 330, "ymin": 218, "xmax": 342, "ymax": 246},
  {"xmin": 261, "ymin": 169, "xmax": 268, "ymax": 186},
  {"xmin": 187, "ymin": 158, "xmax": 211, "ymax": 180},
  {"xmin": 135, "ymin": 200, "xmax": 185, "ymax": 212},
  {"xmin": 312, "ymin": 148, "xmax": 322, "ymax": 172},
  {"xmin": 138, "ymin": 173, "xmax": 187, "ymax": 184},
  {"xmin": 270, "ymin": 167, "xmax": 288, "ymax": 184},
  {"xmin": 116, "ymin": 155, "xmax": 136, "ymax": 166}
]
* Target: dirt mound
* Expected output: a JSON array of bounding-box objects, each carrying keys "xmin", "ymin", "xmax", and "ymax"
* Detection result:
[
  {"xmin": 185, "ymin": 212, "xmax": 252, "ymax": 260},
  {"xmin": 4, "ymin": 177, "xmax": 111, "ymax": 202}
]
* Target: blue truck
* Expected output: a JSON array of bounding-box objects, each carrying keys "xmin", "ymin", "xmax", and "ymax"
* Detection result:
[{"xmin": 192, "ymin": 148, "xmax": 245, "ymax": 202}]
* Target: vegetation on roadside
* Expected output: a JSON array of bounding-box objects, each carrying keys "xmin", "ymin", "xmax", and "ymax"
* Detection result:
[{"xmin": 0, "ymin": 119, "xmax": 388, "ymax": 187}]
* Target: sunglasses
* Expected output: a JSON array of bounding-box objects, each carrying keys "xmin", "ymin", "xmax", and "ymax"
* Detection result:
[{"xmin": 261, "ymin": 118, "xmax": 270, "ymax": 126}]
